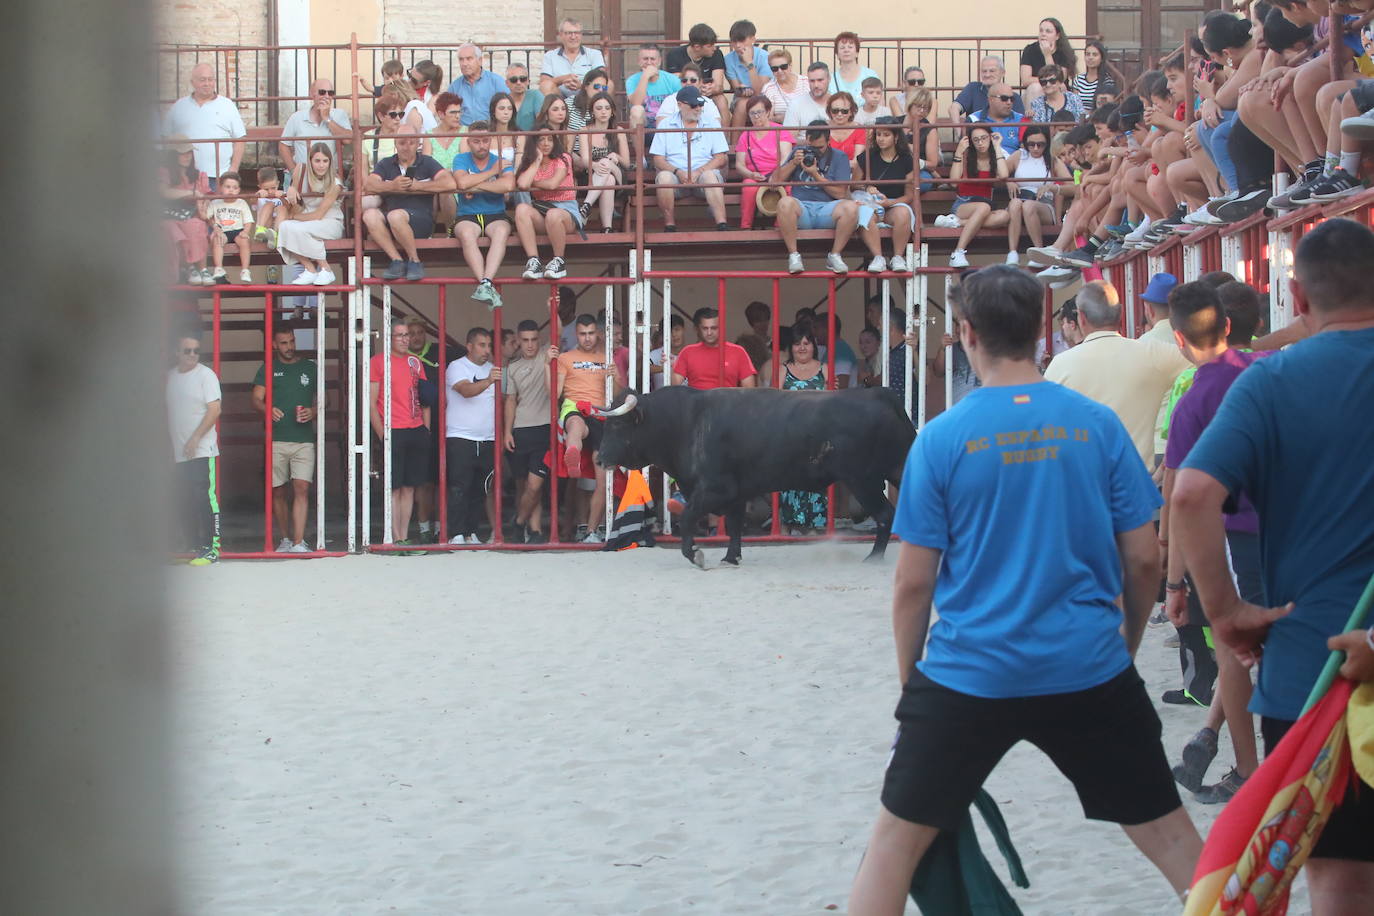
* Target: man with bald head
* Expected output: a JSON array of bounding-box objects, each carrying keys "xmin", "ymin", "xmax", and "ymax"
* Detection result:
[
  {"xmin": 362, "ymin": 126, "xmax": 455, "ymax": 281},
  {"xmin": 949, "ymin": 56, "xmax": 1025, "ymax": 123},
  {"xmin": 163, "ymin": 61, "xmax": 246, "ymax": 183},
  {"xmin": 279, "ymin": 78, "xmax": 352, "ymax": 180},
  {"xmin": 971, "ymin": 82, "xmax": 1028, "ymax": 155},
  {"xmin": 447, "ymin": 43, "xmax": 506, "ymax": 126}
]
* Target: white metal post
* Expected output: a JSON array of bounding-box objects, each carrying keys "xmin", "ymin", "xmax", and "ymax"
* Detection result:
[
  {"xmin": 382, "ymin": 283, "xmax": 393, "ymax": 544},
  {"xmin": 879, "ymin": 277, "xmax": 891, "ymax": 388},
  {"xmin": 315, "ymin": 291, "xmax": 326, "ymax": 551},
  {"xmin": 943, "ymin": 273, "xmax": 953, "ymax": 410},
  {"xmin": 603, "ymin": 285, "xmax": 614, "ymax": 537},
  {"xmin": 627, "ymin": 251, "xmax": 639, "ymax": 394},
  {"xmin": 360, "ymin": 257, "xmax": 373, "ymax": 547},
  {"xmin": 1183, "ymin": 243, "xmax": 1202, "ymax": 283},
  {"xmin": 1124, "ymin": 260, "xmax": 1137, "ymax": 340},
  {"xmin": 347, "ymin": 257, "xmax": 358, "ymax": 552},
  {"xmin": 661, "ymin": 275, "xmax": 673, "ymax": 535},
  {"xmin": 1221, "ymin": 233, "xmax": 1243, "ymax": 283},
  {"xmin": 640, "ymin": 250, "xmax": 653, "ymax": 393}
]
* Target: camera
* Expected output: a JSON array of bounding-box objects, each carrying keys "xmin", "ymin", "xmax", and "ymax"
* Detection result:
[{"xmin": 802, "ymin": 151, "xmax": 816, "ymax": 169}]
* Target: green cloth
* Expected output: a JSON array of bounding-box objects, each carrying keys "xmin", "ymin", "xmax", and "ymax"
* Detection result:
[
  {"xmin": 252, "ymin": 358, "xmax": 318, "ymax": 442},
  {"xmin": 909, "ymin": 790, "xmax": 1029, "ymax": 915}
]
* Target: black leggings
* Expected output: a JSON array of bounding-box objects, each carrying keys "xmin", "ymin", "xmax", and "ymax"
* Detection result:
[
  {"xmin": 178, "ymin": 457, "xmax": 221, "ymax": 552},
  {"xmin": 1228, "ymin": 118, "xmax": 1278, "ymax": 191}
]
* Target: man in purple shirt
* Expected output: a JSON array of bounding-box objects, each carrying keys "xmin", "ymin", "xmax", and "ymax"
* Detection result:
[{"xmin": 1160, "ymin": 281, "xmax": 1263, "ymax": 805}]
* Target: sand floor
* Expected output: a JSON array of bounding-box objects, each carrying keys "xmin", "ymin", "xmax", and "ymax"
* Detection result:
[{"xmin": 169, "ymin": 542, "xmax": 1308, "ymax": 914}]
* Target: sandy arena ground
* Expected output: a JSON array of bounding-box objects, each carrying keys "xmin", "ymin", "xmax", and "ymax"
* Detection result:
[{"xmin": 170, "ymin": 542, "xmax": 1308, "ymax": 914}]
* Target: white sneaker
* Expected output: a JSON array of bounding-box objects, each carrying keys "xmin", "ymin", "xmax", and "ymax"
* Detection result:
[
  {"xmin": 1340, "ymin": 108, "xmax": 1374, "ymax": 141},
  {"xmin": 1123, "ymin": 216, "xmax": 1152, "ymax": 245},
  {"xmin": 287, "ymin": 542, "xmax": 311, "ymax": 553},
  {"xmin": 187, "ymin": 267, "xmax": 205, "ymax": 285},
  {"xmin": 466, "ymin": 533, "xmax": 486, "ymax": 545},
  {"xmin": 314, "ymin": 268, "xmax": 335, "ymax": 286},
  {"xmin": 1036, "ymin": 265, "xmax": 1080, "ymax": 288},
  {"xmin": 787, "ymin": 251, "xmax": 804, "ymax": 274},
  {"xmin": 522, "ymin": 257, "xmax": 543, "ymax": 280},
  {"xmin": 851, "ymin": 517, "xmax": 879, "ymax": 532},
  {"xmin": 825, "ymin": 252, "xmax": 849, "ymax": 274},
  {"xmin": 239, "ymin": 268, "xmax": 253, "ymax": 283},
  {"xmin": 889, "ymin": 254, "xmax": 908, "ymax": 271},
  {"xmin": 867, "ymin": 255, "xmax": 887, "ymax": 273},
  {"xmin": 292, "ymin": 270, "xmax": 317, "ymax": 285},
  {"xmin": 448, "ymin": 534, "xmax": 469, "ymax": 545},
  {"xmin": 276, "ymin": 538, "xmax": 293, "ymax": 552},
  {"xmin": 934, "ymin": 213, "xmax": 962, "ymax": 228},
  {"xmin": 949, "ymin": 249, "xmax": 970, "ymax": 268},
  {"xmin": 1027, "ymin": 245, "xmax": 1065, "ymax": 266},
  {"xmin": 1005, "ymin": 251, "xmax": 1020, "ymax": 265}
]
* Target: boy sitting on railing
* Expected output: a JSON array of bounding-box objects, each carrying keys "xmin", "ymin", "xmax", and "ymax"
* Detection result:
[
  {"xmin": 253, "ymin": 166, "xmax": 285, "ymax": 248},
  {"xmin": 207, "ymin": 171, "xmax": 255, "ymax": 284}
]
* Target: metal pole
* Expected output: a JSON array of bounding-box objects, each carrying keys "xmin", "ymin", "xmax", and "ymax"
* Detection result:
[
  {"xmin": 264, "ymin": 291, "xmax": 275, "ymax": 553},
  {"xmin": 382, "ymin": 282, "xmax": 392, "ymax": 544},
  {"xmin": 347, "ymin": 257, "xmax": 358, "ymax": 551},
  {"xmin": 492, "ymin": 300, "xmax": 504, "ymax": 545},
  {"xmin": 603, "ymin": 284, "xmax": 614, "ymax": 537},
  {"xmin": 315, "ymin": 291, "xmax": 325, "ymax": 551},
  {"xmin": 437, "ymin": 284, "xmax": 448, "ymax": 544},
  {"xmin": 943, "ymin": 268, "xmax": 953, "ymax": 409},
  {"xmin": 915, "ymin": 260, "xmax": 927, "ymax": 430},
  {"xmin": 547, "ymin": 287, "xmax": 561, "ymax": 544},
  {"xmin": 880, "ymin": 277, "xmax": 891, "ymax": 387},
  {"xmin": 825, "ymin": 281, "xmax": 837, "ymax": 536},
  {"xmin": 212, "ymin": 290, "xmax": 223, "ymax": 511},
  {"xmin": 770, "ymin": 276, "xmax": 781, "ymax": 536}
]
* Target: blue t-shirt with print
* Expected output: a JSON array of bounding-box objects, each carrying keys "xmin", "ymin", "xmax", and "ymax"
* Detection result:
[
  {"xmin": 625, "ymin": 70, "xmax": 682, "ymax": 120},
  {"xmin": 1183, "ymin": 328, "xmax": 1374, "ymax": 721},
  {"xmin": 788, "ymin": 147, "xmax": 851, "ymax": 203},
  {"xmin": 450, "ymin": 152, "xmax": 512, "ymax": 215},
  {"xmin": 894, "ymin": 381, "xmax": 1160, "ymax": 698}
]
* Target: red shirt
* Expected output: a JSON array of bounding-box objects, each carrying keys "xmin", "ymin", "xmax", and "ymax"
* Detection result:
[
  {"xmin": 673, "ymin": 342, "xmax": 757, "ymax": 389},
  {"xmin": 369, "ymin": 352, "xmax": 425, "ymax": 429}
]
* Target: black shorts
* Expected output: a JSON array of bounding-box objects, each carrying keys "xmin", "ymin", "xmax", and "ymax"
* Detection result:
[
  {"xmin": 510, "ymin": 424, "xmax": 551, "ymax": 479},
  {"xmin": 456, "ymin": 211, "xmax": 511, "ymax": 230},
  {"xmin": 881, "ymin": 666, "xmax": 1181, "ymax": 831},
  {"xmin": 385, "ymin": 204, "xmax": 434, "ymax": 239},
  {"xmin": 1350, "ymin": 78, "xmax": 1374, "ymax": 114},
  {"xmin": 390, "ymin": 425, "xmax": 433, "ymax": 487},
  {"xmin": 1183, "ymin": 530, "xmax": 1262, "ymax": 628},
  {"xmin": 221, "ymin": 228, "xmax": 244, "ymax": 244},
  {"xmin": 1262, "ymin": 717, "xmax": 1374, "ymax": 862},
  {"xmin": 563, "ymin": 411, "xmax": 604, "ymax": 452}
]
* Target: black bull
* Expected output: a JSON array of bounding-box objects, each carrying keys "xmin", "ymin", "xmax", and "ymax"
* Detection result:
[{"xmin": 594, "ymin": 386, "xmax": 916, "ymax": 567}]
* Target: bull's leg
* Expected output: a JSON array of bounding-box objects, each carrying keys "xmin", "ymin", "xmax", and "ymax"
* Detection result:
[
  {"xmin": 721, "ymin": 501, "xmax": 747, "ymax": 566},
  {"xmin": 848, "ymin": 477, "xmax": 897, "ymax": 561},
  {"xmin": 678, "ymin": 497, "xmax": 706, "ymax": 568}
]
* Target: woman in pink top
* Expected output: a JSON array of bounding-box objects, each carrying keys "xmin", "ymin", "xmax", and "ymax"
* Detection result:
[
  {"xmin": 514, "ymin": 126, "xmax": 583, "ymax": 281},
  {"xmin": 735, "ymin": 96, "xmax": 795, "ymax": 228}
]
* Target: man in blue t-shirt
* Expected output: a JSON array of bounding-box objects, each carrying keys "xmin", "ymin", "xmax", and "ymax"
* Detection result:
[
  {"xmin": 1174, "ymin": 218, "xmax": 1374, "ymax": 884},
  {"xmin": 450, "ymin": 123, "xmax": 514, "ymax": 309},
  {"xmin": 970, "ymin": 82, "xmax": 1028, "ymax": 156},
  {"xmin": 773, "ymin": 121, "xmax": 862, "ymax": 275},
  {"xmin": 849, "ymin": 266, "xmax": 1201, "ymax": 913},
  {"xmin": 626, "ymin": 44, "xmax": 682, "ymax": 129}
]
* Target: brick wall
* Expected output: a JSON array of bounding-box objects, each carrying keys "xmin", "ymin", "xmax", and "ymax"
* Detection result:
[{"xmin": 157, "ymin": 0, "xmax": 272, "ymax": 128}]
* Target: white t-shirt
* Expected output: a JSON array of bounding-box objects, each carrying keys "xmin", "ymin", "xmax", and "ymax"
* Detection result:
[
  {"xmin": 406, "ymin": 98, "xmax": 438, "ymax": 133},
  {"xmin": 281, "ymin": 106, "xmax": 353, "ymax": 166},
  {"xmin": 163, "ymin": 94, "xmax": 247, "ymax": 177},
  {"xmin": 783, "ymin": 93, "xmax": 828, "ymax": 129},
  {"xmin": 444, "ymin": 357, "xmax": 495, "ymax": 440},
  {"xmin": 166, "ymin": 363, "xmax": 222, "ymax": 462}
]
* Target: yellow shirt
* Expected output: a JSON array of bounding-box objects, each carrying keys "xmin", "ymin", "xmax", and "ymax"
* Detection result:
[{"xmin": 1044, "ymin": 330, "xmax": 1190, "ymax": 467}]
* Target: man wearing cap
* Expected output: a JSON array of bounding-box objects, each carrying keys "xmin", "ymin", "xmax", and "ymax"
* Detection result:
[
  {"xmin": 650, "ymin": 87, "xmax": 730, "ymax": 231},
  {"xmin": 163, "ymin": 62, "xmax": 247, "ymax": 183},
  {"xmin": 774, "ymin": 120, "xmax": 862, "ymax": 275},
  {"xmin": 1139, "ymin": 272, "xmax": 1180, "ymax": 343},
  {"xmin": 970, "ymin": 83, "xmax": 1028, "ymax": 156}
]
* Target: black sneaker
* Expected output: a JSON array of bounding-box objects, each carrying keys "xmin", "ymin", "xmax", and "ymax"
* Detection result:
[
  {"xmin": 1215, "ymin": 188, "xmax": 1270, "ymax": 224},
  {"xmin": 1161, "ymin": 688, "xmax": 1209, "ymax": 707},
  {"xmin": 1308, "ymin": 168, "xmax": 1364, "ymax": 202},
  {"xmin": 1195, "ymin": 767, "xmax": 1248, "ymax": 804},
  {"xmin": 1171, "ymin": 727, "xmax": 1219, "ymax": 793},
  {"xmin": 1060, "ymin": 241, "xmax": 1100, "ymax": 269},
  {"xmin": 1268, "ymin": 162, "xmax": 1323, "ymax": 209},
  {"xmin": 382, "ymin": 259, "xmax": 406, "ymax": 281},
  {"xmin": 1096, "ymin": 239, "xmax": 1125, "ymax": 262},
  {"xmin": 405, "ymin": 260, "xmax": 425, "ymax": 281}
]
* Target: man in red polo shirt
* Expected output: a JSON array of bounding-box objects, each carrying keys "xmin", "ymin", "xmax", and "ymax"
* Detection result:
[{"xmin": 671, "ymin": 307, "xmax": 758, "ymax": 389}]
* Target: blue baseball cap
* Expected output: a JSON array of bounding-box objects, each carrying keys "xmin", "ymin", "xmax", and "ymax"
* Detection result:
[
  {"xmin": 675, "ymin": 86, "xmax": 707, "ymax": 107},
  {"xmin": 1142, "ymin": 272, "xmax": 1178, "ymax": 305}
]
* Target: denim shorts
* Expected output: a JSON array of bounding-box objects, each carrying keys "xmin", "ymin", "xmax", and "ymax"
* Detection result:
[{"xmin": 796, "ymin": 198, "xmax": 842, "ymax": 229}]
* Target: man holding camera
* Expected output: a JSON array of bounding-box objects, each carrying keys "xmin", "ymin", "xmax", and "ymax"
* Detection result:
[{"xmin": 774, "ymin": 120, "xmax": 861, "ymax": 274}]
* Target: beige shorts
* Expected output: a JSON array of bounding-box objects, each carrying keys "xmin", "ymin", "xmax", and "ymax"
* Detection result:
[{"xmin": 272, "ymin": 440, "xmax": 316, "ymax": 486}]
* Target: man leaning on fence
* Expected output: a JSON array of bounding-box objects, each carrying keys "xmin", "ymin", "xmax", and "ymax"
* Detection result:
[{"xmin": 252, "ymin": 328, "xmax": 319, "ymax": 553}]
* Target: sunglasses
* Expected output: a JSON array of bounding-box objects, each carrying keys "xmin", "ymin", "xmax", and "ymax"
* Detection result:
[
  {"xmin": 317, "ymin": 89, "xmax": 336, "ymax": 96},
  {"xmin": 770, "ymin": 63, "xmax": 789, "ymax": 72},
  {"xmin": 682, "ymin": 77, "xmax": 699, "ymax": 83},
  {"xmin": 591, "ymin": 83, "xmax": 608, "ymax": 91},
  {"xmin": 993, "ymin": 94, "xmax": 1016, "ymax": 102},
  {"xmin": 829, "ymin": 107, "xmax": 852, "ymax": 115},
  {"xmin": 182, "ymin": 347, "xmax": 200, "ymax": 355},
  {"xmin": 385, "ymin": 110, "xmax": 404, "ymax": 119},
  {"xmin": 1025, "ymin": 140, "xmax": 1046, "ymax": 148},
  {"xmin": 907, "ymin": 78, "xmax": 925, "ymax": 86},
  {"xmin": 1042, "ymin": 77, "xmax": 1060, "ymax": 85},
  {"xmin": 686, "ymin": 100, "xmax": 705, "ymax": 108},
  {"xmin": 508, "ymin": 75, "xmax": 529, "ymax": 83}
]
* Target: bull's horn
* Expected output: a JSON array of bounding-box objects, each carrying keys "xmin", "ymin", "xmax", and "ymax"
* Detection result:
[{"xmin": 599, "ymin": 394, "xmax": 638, "ymax": 417}]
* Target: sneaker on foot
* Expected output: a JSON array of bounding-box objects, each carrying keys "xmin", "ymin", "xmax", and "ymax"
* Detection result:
[
  {"xmin": 575, "ymin": 524, "xmax": 589, "ymax": 542},
  {"xmin": 448, "ymin": 534, "xmax": 469, "ymax": 545},
  {"xmin": 1035, "ymin": 264, "xmax": 1078, "ymax": 284},
  {"xmin": 1060, "ymin": 243, "xmax": 1098, "ymax": 269},
  {"xmin": 1161, "ymin": 688, "xmax": 1207, "ymax": 707},
  {"xmin": 253, "ymin": 225, "xmax": 270, "ymax": 242},
  {"xmin": 1027, "ymin": 245, "xmax": 1065, "ymax": 266},
  {"xmin": 188, "ymin": 546, "xmax": 220, "ymax": 567},
  {"xmin": 1341, "ymin": 108, "xmax": 1374, "ymax": 141},
  {"xmin": 1005, "ymin": 251, "xmax": 1020, "ymax": 265},
  {"xmin": 1172, "ymin": 727, "xmax": 1219, "ymax": 793},
  {"xmin": 292, "ymin": 269, "xmax": 317, "ymax": 285},
  {"xmin": 471, "ymin": 279, "xmax": 495, "ymax": 303},
  {"xmin": 949, "ymin": 248, "xmax": 970, "ymax": 268},
  {"xmin": 825, "ymin": 252, "xmax": 849, "ymax": 274},
  {"xmin": 787, "ymin": 252, "xmax": 804, "ymax": 274},
  {"xmin": 1308, "ymin": 168, "xmax": 1364, "ymax": 202},
  {"xmin": 933, "ymin": 213, "xmax": 961, "ymax": 228},
  {"xmin": 543, "ymin": 256, "xmax": 567, "ymax": 279},
  {"xmin": 1149, "ymin": 604, "xmax": 1168, "ymax": 626},
  {"xmin": 382, "ymin": 259, "xmax": 406, "ymax": 281},
  {"xmin": 314, "ymin": 268, "xmax": 335, "ymax": 285},
  {"xmin": 867, "ymin": 255, "xmax": 887, "ymax": 272},
  {"xmin": 276, "ymin": 537, "xmax": 294, "ymax": 552},
  {"xmin": 889, "ymin": 254, "xmax": 908, "ymax": 272},
  {"xmin": 211, "ymin": 268, "xmax": 229, "ymax": 285},
  {"xmin": 1268, "ymin": 163, "xmax": 1323, "ymax": 209},
  {"xmin": 287, "ymin": 542, "xmax": 311, "ymax": 553},
  {"xmin": 238, "ymin": 268, "xmax": 253, "ymax": 283},
  {"xmin": 405, "ymin": 260, "xmax": 425, "ymax": 281},
  {"xmin": 522, "ymin": 257, "xmax": 544, "ymax": 280},
  {"xmin": 1195, "ymin": 767, "xmax": 1247, "ymax": 804},
  {"xmin": 583, "ymin": 528, "xmax": 605, "ymax": 544},
  {"xmin": 1215, "ymin": 187, "xmax": 1270, "ymax": 223}
]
